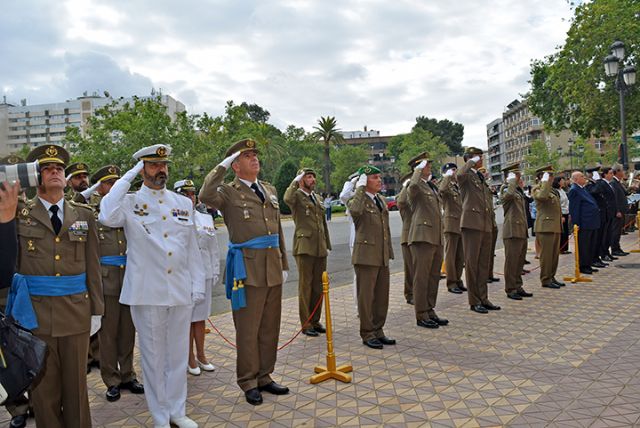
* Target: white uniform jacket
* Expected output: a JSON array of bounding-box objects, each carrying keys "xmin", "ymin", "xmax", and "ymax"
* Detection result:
[
  {"xmin": 99, "ymin": 181, "xmax": 205, "ymax": 306},
  {"xmin": 194, "ymin": 210, "xmax": 220, "ymax": 282}
]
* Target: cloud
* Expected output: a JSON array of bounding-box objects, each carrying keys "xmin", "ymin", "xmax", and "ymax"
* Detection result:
[{"xmin": 1, "ymin": 0, "xmax": 574, "ymax": 147}]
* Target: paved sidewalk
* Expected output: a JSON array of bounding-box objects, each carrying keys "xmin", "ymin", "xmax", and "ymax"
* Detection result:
[{"xmin": 4, "ymin": 232, "xmax": 640, "ymax": 427}]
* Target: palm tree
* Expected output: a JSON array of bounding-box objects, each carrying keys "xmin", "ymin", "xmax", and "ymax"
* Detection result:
[{"xmin": 312, "ymin": 116, "xmax": 345, "ymax": 193}]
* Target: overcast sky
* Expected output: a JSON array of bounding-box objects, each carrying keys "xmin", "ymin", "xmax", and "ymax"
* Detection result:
[{"xmin": 1, "ymin": 0, "xmax": 574, "ymax": 148}]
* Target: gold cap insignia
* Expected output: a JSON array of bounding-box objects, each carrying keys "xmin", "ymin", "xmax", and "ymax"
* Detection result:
[
  {"xmin": 8, "ymin": 155, "xmax": 19, "ymax": 164},
  {"xmin": 108, "ymin": 166, "xmax": 117, "ymax": 174},
  {"xmin": 45, "ymin": 146, "xmax": 58, "ymax": 157},
  {"xmin": 246, "ymin": 140, "xmax": 255, "ymax": 148},
  {"xmin": 156, "ymin": 146, "xmax": 167, "ymax": 157},
  {"xmin": 77, "ymin": 163, "xmax": 86, "ymax": 170}
]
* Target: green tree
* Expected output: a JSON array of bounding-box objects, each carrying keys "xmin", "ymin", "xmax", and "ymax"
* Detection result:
[
  {"xmin": 387, "ymin": 128, "xmax": 449, "ymax": 175},
  {"xmin": 413, "ymin": 116, "xmax": 464, "ymax": 155},
  {"xmin": 330, "ymin": 145, "xmax": 369, "ymax": 191},
  {"xmin": 312, "ymin": 116, "xmax": 345, "ymax": 194},
  {"xmin": 523, "ymin": 139, "xmax": 560, "ymax": 176},
  {"xmin": 528, "ymin": 0, "xmax": 640, "ymax": 138},
  {"xmin": 273, "ymin": 159, "xmax": 298, "ymax": 214}
]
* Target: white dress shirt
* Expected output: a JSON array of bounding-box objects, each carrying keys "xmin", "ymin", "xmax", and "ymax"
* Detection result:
[{"xmin": 38, "ymin": 196, "xmax": 65, "ymax": 223}]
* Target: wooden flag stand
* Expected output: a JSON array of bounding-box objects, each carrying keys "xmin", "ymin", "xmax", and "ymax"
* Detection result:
[
  {"xmin": 563, "ymin": 225, "xmax": 592, "ymax": 283},
  {"xmin": 630, "ymin": 212, "xmax": 640, "ymax": 253},
  {"xmin": 310, "ymin": 272, "xmax": 353, "ymax": 384}
]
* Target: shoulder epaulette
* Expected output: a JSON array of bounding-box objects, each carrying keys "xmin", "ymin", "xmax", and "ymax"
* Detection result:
[{"xmin": 68, "ymin": 200, "xmax": 93, "ymax": 211}]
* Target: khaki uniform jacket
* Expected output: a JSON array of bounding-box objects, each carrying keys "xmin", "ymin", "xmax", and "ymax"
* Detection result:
[
  {"xmin": 199, "ymin": 166, "xmax": 289, "ymax": 286},
  {"xmin": 500, "ymin": 180, "xmax": 528, "ymax": 239},
  {"xmin": 407, "ymin": 169, "xmax": 443, "ymax": 246},
  {"xmin": 283, "ymin": 181, "xmax": 331, "ymax": 257},
  {"xmin": 484, "ymin": 183, "xmax": 497, "ymax": 228},
  {"xmin": 348, "ymin": 187, "xmax": 394, "ymax": 266},
  {"xmin": 533, "ymin": 181, "xmax": 562, "ymax": 234},
  {"xmin": 438, "ymin": 175, "xmax": 462, "ymax": 234},
  {"xmin": 396, "ymin": 185, "xmax": 412, "ymax": 245},
  {"xmin": 16, "ymin": 198, "xmax": 103, "ymax": 337},
  {"xmin": 457, "ymin": 160, "xmax": 492, "ymax": 232}
]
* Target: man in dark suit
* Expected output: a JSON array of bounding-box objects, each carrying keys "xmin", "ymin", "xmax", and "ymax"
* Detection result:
[
  {"xmin": 610, "ymin": 164, "xmax": 629, "ymax": 256},
  {"xmin": 585, "ymin": 167, "xmax": 609, "ymax": 268},
  {"xmin": 0, "ymin": 181, "xmax": 19, "ymax": 288},
  {"xmin": 568, "ymin": 171, "xmax": 601, "ymax": 274},
  {"xmin": 595, "ymin": 167, "xmax": 618, "ymax": 262}
]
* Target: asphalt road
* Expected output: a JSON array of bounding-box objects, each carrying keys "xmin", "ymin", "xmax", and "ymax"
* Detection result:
[{"xmin": 210, "ymin": 203, "xmax": 506, "ymax": 315}]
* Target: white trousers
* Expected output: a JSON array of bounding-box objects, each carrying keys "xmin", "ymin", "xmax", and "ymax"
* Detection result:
[{"xmin": 130, "ymin": 305, "xmax": 192, "ymax": 426}]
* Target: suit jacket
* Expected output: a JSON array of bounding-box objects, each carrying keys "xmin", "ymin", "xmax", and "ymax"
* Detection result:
[
  {"xmin": 16, "ymin": 198, "xmax": 103, "ymax": 337},
  {"xmin": 532, "ymin": 180, "xmax": 562, "ymax": 233},
  {"xmin": 348, "ymin": 186, "xmax": 393, "ymax": 266},
  {"xmin": 611, "ymin": 177, "xmax": 628, "ymax": 214},
  {"xmin": 596, "ymin": 179, "xmax": 617, "ymax": 220},
  {"xmin": 199, "ymin": 165, "xmax": 289, "ymax": 286},
  {"xmin": 585, "ymin": 180, "xmax": 608, "ymax": 221},
  {"xmin": 438, "ymin": 175, "xmax": 462, "ymax": 234},
  {"xmin": 499, "ymin": 180, "xmax": 528, "ymax": 239},
  {"xmin": 456, "ymin": 160, "xmax": 492, "ymax": 232},
  {"xmin": 283, "ymin": 180, "xmax": 331, "ymax": 257},
  {"xmin": 568, "ymin": 184, "xmax": 601, "ymax": 230},
  {"xmin": 407, "ymin": 168, "xmax": 443, "ymax": 246},
  {"xmin": 396, "ymin": 184, "xmax": 412, "ymax": 245}
]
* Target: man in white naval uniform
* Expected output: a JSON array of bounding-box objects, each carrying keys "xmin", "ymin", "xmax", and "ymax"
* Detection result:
[{"xmin": 99, "ymin": 144, "xmax": 205, "ymax": 428}]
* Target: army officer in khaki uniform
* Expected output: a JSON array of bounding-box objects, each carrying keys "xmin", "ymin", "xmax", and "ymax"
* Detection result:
[
  {"xmin": 7, "ymin": 144, "xmax": 103, "ymax": 428},
  {"xmin": 284, "ymin": 168, "xmax": 331, "ymax": 336},
  {"xmin": 407, "ymin": 153, "xmax": 448, "ymax": 329},
  {"xmin": 499, "ymin": 164, "xmax": 533, "ymax": 300},
  {"xmin": 396, "ymin": 171, "xmax": 414, "ymax": 305},
  {"xmin": 532, "ymin": 166, "xmax": 565, "ymax": 289},
  {"xmin": 348, "ymin": 165, "xmax": 395, "ymax": 349},
  {"xmin": 199, "ymin": 139, "xmax": 290, "ymax": 406},
  {"xmin": 439, "ymin": 162, "xmax": 466, "ymax": 294}
]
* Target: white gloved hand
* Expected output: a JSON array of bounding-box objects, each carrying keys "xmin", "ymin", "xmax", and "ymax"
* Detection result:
[
  {"xmin": 219, "ymin": 151, "xmax": 242, "ymax": 169},
  {"xmin": 444, "ymin": 169, "xmax": 454, "ymax": 177},
  {"xmin": 507, "ymin": 172, "xmax": 517, "ymax": 182},
  {"xmin": 90, "ymin": 315, "xmax": 102, "ymax": 336},
  {"xmin": 426, "ymin": 174, "xmax": 432, "ymax": 182},
  {"xmin": 350, "ymin": 175, "xmax": 359, "ymax": 186},
  {"xmin": 356, "ymin": 173, "xmax": 368, "ymax": 188},
  {"xmin": 541, "ymin": 172, "xmax": 550, "ymax": 182},
  {"xmin": 80, "ymin": 181, "xmax": 101, "ymax": 200},
  {"xmin": 122, "ymin": 160, "xmax": 145, "ymax": 183},
  {"xmin": 592, "ymin": 171, "xmax": 601, "ymax": 180},
  {"xmin": 282, "ymin": 271, "xmax": 288, "ymax": 283},
  {"xmin": 403, "ymin": 179, "xmax": 410, "ymax": 187},
  {"xmin": 192, "ymin": 292, "xmax": 205, "ymax": 304},
  {"xmin": 416, "ymin": 160, "xmax": 428, "ymax": 170},
  {"xmin": 471, "ymin": 156, "xmax": 481, "ymax": 164},
  {"xmin": 294, "ymin": 171, "xmax": 305, "ymax": 182}
]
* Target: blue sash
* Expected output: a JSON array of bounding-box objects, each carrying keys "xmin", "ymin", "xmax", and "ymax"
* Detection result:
[
  {"xmin": 100, "ymin": 255, "xmax": 127, "ymax": 267},
  {"xmin": 225, "ymin": 234, "xmax": 279, "ymax": 310},
  {"xmin": 5, "ymin": 273, "xmax": 88, "ymax": 330}
]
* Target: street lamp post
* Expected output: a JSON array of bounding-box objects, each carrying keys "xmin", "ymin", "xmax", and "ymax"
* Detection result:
[
  {"xmin": 568, "ymin": 138, "xmax": 574, "ymax": 171},
  {"xmin": 604, "ymin": 40, "xmax": 637, "ymax": 170}
]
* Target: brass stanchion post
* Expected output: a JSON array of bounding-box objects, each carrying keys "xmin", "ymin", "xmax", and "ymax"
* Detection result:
[
  {"xmin": 630, "ymin": 212, "xmax": 640, "ymax": 253},
  {"xmin": 310, "ymin": 272, "xmax": 353, "ymax": 384},
  {"xmin": 563, "ymin": 224, "xmax": 592, "ymax": 283}
]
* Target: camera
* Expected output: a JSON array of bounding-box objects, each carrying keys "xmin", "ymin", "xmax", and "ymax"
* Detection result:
[{"xmin": 0, "ymin": 161, "xmax": 40, "ymax": 188}]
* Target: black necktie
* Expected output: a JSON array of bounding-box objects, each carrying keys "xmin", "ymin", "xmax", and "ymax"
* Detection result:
[
  {"xmin": 374, "ymin": 196, "xmax": 383, "ymax": 212},
  {"xmin": 50, "ymin": 205, "xmax": 62, "ymax": 235},
  {"xmin": 251, "ymin": 183, "xmax": 265, "ymax": 203},
  {"xmin": 309, "ymin": 194, "xmax": 316, "ymax": 205}
]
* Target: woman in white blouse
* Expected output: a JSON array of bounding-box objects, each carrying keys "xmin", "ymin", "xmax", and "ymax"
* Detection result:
[
  {"xmin": 174, "ymin": 180, "xmax": 220, "ymax": 376},
  {"xmin": 553, "ymin": 176, "xmax": 571, "ymax": 254}
]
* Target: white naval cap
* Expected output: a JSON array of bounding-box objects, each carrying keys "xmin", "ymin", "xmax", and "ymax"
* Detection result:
[
  {"xmin": 132, "ymin": 144, "xmax": 172, "ymax": 162},
  {"xmin": 173, "ymin": 179, "xmax": 196, "ymax": 193}
]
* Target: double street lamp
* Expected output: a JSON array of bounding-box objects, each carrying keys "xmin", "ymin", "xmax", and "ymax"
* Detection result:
[{"xmin": 604, "ymin": 40, "xmax": 637, "ymax": 170}]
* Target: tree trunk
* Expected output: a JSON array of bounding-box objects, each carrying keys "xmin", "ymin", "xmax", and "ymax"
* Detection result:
[{"xmin": 323, "ymin": 139, "xmax": 332, "ymax": 194}]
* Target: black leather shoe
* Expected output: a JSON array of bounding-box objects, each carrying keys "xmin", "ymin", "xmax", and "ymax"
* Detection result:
[
  {"xmin": 579, "ymin": 268, "xmax": 593, "ymax": 274},
  {"xmin": 363, "ymin": 338, "xmax": 384, "ymax": 349},
  {"xmin": 9, "ymin": 414, "xmax": 27, "ymax": 428},
  {"xmin": 448, "ymin": 287, "xmax": 463, "ymax": 294},
  {"xmin": 430, "ymin": 316, "xmax": 449, "ymax": 326},
  {"xmin": 592, "ymin": 261, "xmax": 607, "ymax": 268},
  {"xmin": 602, "ymin": 255, "xmax": 614, "ymax": 262},
  {"xmin": 517, "ymin": 288, "xmax": 534, "ymax": 297},
  {"xmin": 612, "ymin": 250, "xmax": 629, "ymax": 256},
  {"xmin": 302, "ymin": 328, "xmax": 319, "ymax": 337},
  {"xmin": 484, "ymin": 302, "xmax": 501, "ymax": 310},
  {"xmin": 488, "ymin": 277, "xmax": 500, "ymax": 282},
  {"xmin": 417, "ymin": 319, "xmax": 439, "ymax": 329},
  {"xmin": 106, "ymin": 386, "xmax": 121, "ymax": 402},
  {"xmin": 406, "ymin": 298, "xmax": 414, "ymax": 305},
  {"xmin": 551, "ymin": 279, "xmax": 566, "ymax": 287},
  {"xmin": 258, "ymin": 381, "xmax": 289, "ymax": 395},
  {"xmin": 378, "ymin": 336, "xmax": 396, "ymax": 345},
  {"xmin": 244, "ymin": 388, "xmax": 263, "ymax": 405},
  {"xmin": 458, "ymin": 284, "xmax": 467, "ymax": 291},
  {"xmin": 470, "ymin": 305, "xmax": 488, "ymax": 314},
  {"xmin": 609, "ymin": 255, "xmax": 619, "ymax": 260},
  {"xmin": 542, "ymin": 283, "xmax": 561, "ymax": 289},
  {"xmin": 313, "ymin": 325, "xmax": 326, "ymax": 333},
  {"xmin": 507, "ymin": 292, "xmax": 523, "ymax": 300},
  {"xmin": 590, "ymin": 267, "xmax": 599, "ymax": 273},
  {"xmin": 120, "ymin": 379, "xmax": 144, "ymax": 394}
]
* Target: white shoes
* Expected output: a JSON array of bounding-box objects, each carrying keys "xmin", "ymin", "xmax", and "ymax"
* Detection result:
[
  {"xmin": 170, "ymin": 416, "xmax": 198, "ymax": 428},
  {"xmin": 197, "ymin": 359, "xmax": 215, "ymax": 372},
  {"xmin": 187, "ymin": 364, "xmax": 201, "ymax": 376}
]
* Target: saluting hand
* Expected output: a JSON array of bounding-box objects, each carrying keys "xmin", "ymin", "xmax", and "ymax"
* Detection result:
[
  {"xmin": 507, "ymin": 172, "xmax": 517, "ymax": 182},
  {"xmin": 541, "ymin": 172, "xmax": 550, "ymax": 182},
  {"xmin": 356, "ymin": 173, "xmax": 368, "ymax": 188},
  {"xmin": 219, "ymin": 151, "xmax": 242, "ymax": 169},
  {"xmin": 416, "ymin": 160, "xmax": 428, "ymax": 170},
  {"xmin": 471, "ymin": 156, "xmax": 481, "ymax": 164},
  {"xmin": 592, "ymin": 171, "xmax": 601, "ymax": 180},
  {"xmin": 294, "ymin": 171, "xmax": 305, "ymax": 182},
  {"xmin": 443, "ymin": 168, "xmax": 454, "ymax": 177},
  {"xmin": 0, "ymin": 180, "xmax": 20, "ymax": 223}
]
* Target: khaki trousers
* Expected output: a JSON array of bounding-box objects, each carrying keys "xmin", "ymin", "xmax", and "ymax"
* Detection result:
[
  {"xmin": 503, "ymin": 238, "xmax": 528, "ymax": 293},
  {"xmin": 99, "ymin": 295, "xmax": 137, "ymax": 388},
  {"xmin": 32, "ymin": 332, "xmax": 91, "ymax": 428},
  {"xmin": 233, "ymin": 284, "xmax": 282, "ymax": 391},
  {"xmin": 401, "ymin": 243, "xmax": 414, "ymax": 300},
  {"xmin": 355, "ymin": 264, "xmax": 390, "ymax": 341},
  {"xmin": 295, "ymin": 255, "xmax": 326, "ymax": 329},
  {"xmin": 444, "ymin": 232, "xmax": 464, "ymax": 290},
  {"xmin": 538, "ymin": 232, "xmax": 560, "ymax": 286},
  {"xmin": 461, "ymin": 228, "xmax": 491, "ymax": 306},
  {"xmin": 410, "ymin": 242, "xmax": 443, "ymax": 320}
]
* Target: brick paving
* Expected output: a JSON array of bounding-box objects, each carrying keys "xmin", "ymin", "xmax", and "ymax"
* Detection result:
[{"xmin": 4, "ymin": 232, "xmax": 640, "ymax": 427}]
